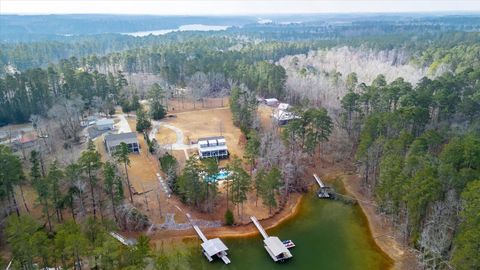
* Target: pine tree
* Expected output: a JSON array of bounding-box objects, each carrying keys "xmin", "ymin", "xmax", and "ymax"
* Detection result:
[
  {"xmin": 103, "ymin": 161, "xmax": 123, "ymax": 221},
  {"xmin": 79, "ymin": 142, "xmax": 103, "ymax": 219},
  {"xmin": 227, "ymin": 156, "xmax": 251, "ymax": 218},
  {"xmin": 30, "ymin": 150, "xmax": 53, "ymax": 231},
  {"xmin": 0, "ymin": 145, "xmax": 24, "ymax": 217},
  {"xmin": 135, "ymin": 105, "xmax": 151, "ymax": 133},
  {"xmin": 259, "ymin": 167, "xmax": 282, "ymax": 214},
  {"xmin": 114, "ymin": 142, "xmax": 133, "ymax": 203},
  {"xmin": 47, "ymin": 161, "xmax": 65, "ymax": 222},
  {"xmin": 5, "ymin": 215, "xmax": 40, "ymax": 269},
  {"xmin": 148, "ymin": 83, "xmax": 167, "ymax": 120}
]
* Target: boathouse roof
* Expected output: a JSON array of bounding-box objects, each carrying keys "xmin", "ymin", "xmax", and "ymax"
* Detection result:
[
  {"xmin": 201, "ymin": 238, "xmax": 229, "ymax": 256},
  {"xmin": 263, "ymin": 236, "xmax": 290, "ymax": 256}
]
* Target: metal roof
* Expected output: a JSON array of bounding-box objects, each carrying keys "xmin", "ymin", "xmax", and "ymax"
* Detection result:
[
  {"xmin": 273, "ymin": 110, "xmax": 299, "ymax": 121},
  {"xmin": 201, "ymin": 238, "xmax": 229, "ymax": 256},
  {"xmin": 104, "ymin": 132, "xmax": 138, "ymax": 143},
  {"xmin": 198, "ymin": 136, "xmax": 225, "ymax": 142},
  {"xmin": 263, "ymin": 237, "xmax": 290, "ymax": 257},
  {"xmin": 96, "ymin": 118, "xmax": 115, "ymax": 125},
  {"xmin": 277, "ymin": 103, "xmax": 290, "ymax": 110},
  {"xmin": 265, "ymin": 98, "xmax": 279, "ymax": 102}
]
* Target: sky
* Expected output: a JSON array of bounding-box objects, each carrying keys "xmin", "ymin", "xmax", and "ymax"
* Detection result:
[{"xmin": 1, "ymin": 0, "xmax": 480, "ymax": 15}]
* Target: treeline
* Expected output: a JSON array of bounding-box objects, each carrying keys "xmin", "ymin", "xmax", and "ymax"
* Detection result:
[
  {"xmin": 412, "ymin": 42, "xmax": 480, "ymax": 75},
  {"xmin": 1, "ymin": 139, "xmax": 154, "ymax": 268},
  {"xmin": 5, "ymin": 215, "xmax": 154, "ymax": 270},
  {"xmin": 0, "ymin": 59, "xmax": 129, "ymax": 125},
  {"xmin": 81, "ymin": 37, "xmax": 296, "ymax": 96},
  {"xmin": 0, "ymin": 38, "xmax": 291, "ymax": 125},
  {"xmin": 2, "ymin": 15, "xmax": 480, "ymax": 72},
  {"xmin": 340, "ymin": 67, "xmax": 480, "ymax": 269}
]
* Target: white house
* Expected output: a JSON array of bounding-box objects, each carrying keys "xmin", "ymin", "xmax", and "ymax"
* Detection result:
[
  {"xmin": 272, "ymin": 103, "xmax": 299, "ymax": 125},
  {"xmin": 198, "ymin": 136, "xmax": 228, "ymax": 159},
  {"xmin": 95, "ymin": 118, "xmax": 115, "ymax": 131},
  {"xmin": 104, "ymin": 132, "xmax": 139, "ymax": 154}
]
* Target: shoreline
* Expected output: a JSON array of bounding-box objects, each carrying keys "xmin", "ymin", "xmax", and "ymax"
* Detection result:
[
  {"xmin": 341, "ymin": 172, "xmax": 420, "ymax": 270},
  {"xmin": 148, "ymin": 193, "xmax": 303, "ymax": 242},
  {"xmin": 146, "ymin": 169, "xmax": 418, "ymax": 270}
]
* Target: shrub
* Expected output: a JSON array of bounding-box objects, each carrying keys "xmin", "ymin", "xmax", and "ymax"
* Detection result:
[{"xmin": 224, "ymin": 209, "xmax": 234, "ymax": 226}]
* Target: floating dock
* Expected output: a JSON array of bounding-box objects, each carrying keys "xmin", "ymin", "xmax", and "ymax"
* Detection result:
[
  {"xmin": 314, "ymin": 173, "xmax": 334, "ymax": 199},
  {"xmin": 192, "ymin": 225, "xmax": 231, "ymax": 264},
  {"xmin": 250, "ymin": 216, "xmax": 293, "ymax": 262}
]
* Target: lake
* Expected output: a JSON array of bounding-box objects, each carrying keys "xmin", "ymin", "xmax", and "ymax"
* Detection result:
[
  {"xmin": 155, "ymin": 189, "xmax": 393, "ymax": 270},
  {"xmin": 123, "ymin": 24, "xmax": 230, "ymax": 37}
]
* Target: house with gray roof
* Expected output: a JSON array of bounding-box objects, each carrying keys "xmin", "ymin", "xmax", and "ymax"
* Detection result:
[{"xmin": 103, "ymin": 132, "xmax": 139, "ymax": 155}]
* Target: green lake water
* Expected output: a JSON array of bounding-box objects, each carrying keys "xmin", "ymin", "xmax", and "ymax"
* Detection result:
[{"xmin": 156, "ymin": 190, "xmax": 392, "ymax": 270}]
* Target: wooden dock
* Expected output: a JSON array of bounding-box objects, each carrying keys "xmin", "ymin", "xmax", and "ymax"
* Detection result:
[
  {"xmin": 250, "ymin": 216, "xmax": 293, "ymax": 262},
  {"xmin": 192, "ymin": 224, "xmax": 231, "ymax": 264}
]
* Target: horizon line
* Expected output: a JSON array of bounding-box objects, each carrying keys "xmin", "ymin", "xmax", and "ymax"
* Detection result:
[{"xmin": 2, "ymin": 11, "xmax": 480, "ymax": 16}]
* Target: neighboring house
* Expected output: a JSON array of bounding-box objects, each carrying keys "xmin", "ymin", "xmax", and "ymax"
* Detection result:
[
  {"xmin": 104, "ymin": 132, "xmax": 140, "ymax": 155},
  {"xmin": 95, "ymin": 118, "xmax": 115, "ymax": 131},
  {"xmin": 11, "ymin": 134, "xmax": 37, "ymax": 151},
  {"xmin": 272, "ymin": 103, "xmax": 299, "ymax": 125},
  {"xmin": 198, "ymin": 136, "xmax": 228, "ymax": 159},
  {"xmin": 264, "ymin": 98, "xmax": 279, "ymax": 107},
  {"xmin": 277, "ymin": 103, "xmax": 290, "ymax": 111}
]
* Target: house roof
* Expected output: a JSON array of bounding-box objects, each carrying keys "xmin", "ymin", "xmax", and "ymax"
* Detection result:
[
  {"xmin": 263, "ymin": 237, "xmax": 290, "ymax": 257},
  {"xmin": 17, "ymin": 135, "xmax": 37, "ymax": 144},
  {"xmin": 104, "ymin": 132, "xmax": 138, "ymax": 143},
  {"xmin": 96, "ymin": 118, "xmax": 115, "ymax": 126},
  {"xmin": 277, "ymin": 103, "xmax": 290, "ymax": 110},
  {"xmin": 201, "ymin": 238, "xmax": 229, "ymax": 256},
  {"xmin": 265, "ymin": 98, "xmax": 278, "ymax": 102},
  {"xmin": 198, "ymin": 136, "xmax": 225, "ymax": 142},
  {"xmin": 273, "ymin": 110, "xmax": 299, "ymax": 121}
]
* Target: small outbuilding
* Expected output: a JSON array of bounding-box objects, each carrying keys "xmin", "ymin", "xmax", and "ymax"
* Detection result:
[
  {"xmin": 264, "ymin": 98, "xmax": 279, "ymax": 107},
  {"xmin": 95, "ymin": 118, "xmax": 115, "ymax": 131},
  {"xmin": 104, "ymin": 132, "xmax": 139, "ymax": 155},
  {"xmin": 272, "ymin": 103, "xmax": 299, "ymax": 125}
]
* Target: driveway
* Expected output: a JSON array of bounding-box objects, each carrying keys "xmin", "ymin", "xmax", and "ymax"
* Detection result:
[{"xmin": 116, "ymin": 114, "xmax": 132, "ymax": 133}]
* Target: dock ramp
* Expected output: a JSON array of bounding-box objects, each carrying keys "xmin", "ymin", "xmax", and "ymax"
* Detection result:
[{"xmin": 250, "ymin": 216, "xmax": 269, "ymax": 239}]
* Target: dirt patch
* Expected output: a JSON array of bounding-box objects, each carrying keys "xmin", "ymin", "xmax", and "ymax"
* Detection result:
[
  {"xmin": 257, "ymin": 103, "xmax": 276, "ymax": 130},
  {"xmin": 167, "ymin": 97, "xmax": 229, "ymax": 113}
]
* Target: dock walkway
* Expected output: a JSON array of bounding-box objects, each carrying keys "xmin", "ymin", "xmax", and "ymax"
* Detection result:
[
  {"xmin": 251, "ymin": 216, "xmax": 269, "ymax": 239},
  {"xmin": 314, "ymin": 173, "xmax": 333, "ymax": 198}
]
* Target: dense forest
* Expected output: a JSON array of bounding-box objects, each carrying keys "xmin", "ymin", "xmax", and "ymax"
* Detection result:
[
  {"xmin": 1, "ymin": 13, "xmax": 479, "ymax": 270},
  {"xmin": 339, "ymin": 68, "xmax": 480, "ymax": 269},
  {"xmin": 2, "ymin": 15, "xmax": 480, "ymax": 72}
]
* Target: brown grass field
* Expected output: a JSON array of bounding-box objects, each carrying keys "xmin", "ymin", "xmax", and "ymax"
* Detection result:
[{"xmin": 158, "ymin": 107, "xmax": 245, "ymax": 163}]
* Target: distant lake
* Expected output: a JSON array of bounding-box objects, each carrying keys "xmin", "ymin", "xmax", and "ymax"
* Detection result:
[{"xmin": 123, "ymin": 24, "xmax": 230, "ymax": 37}]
